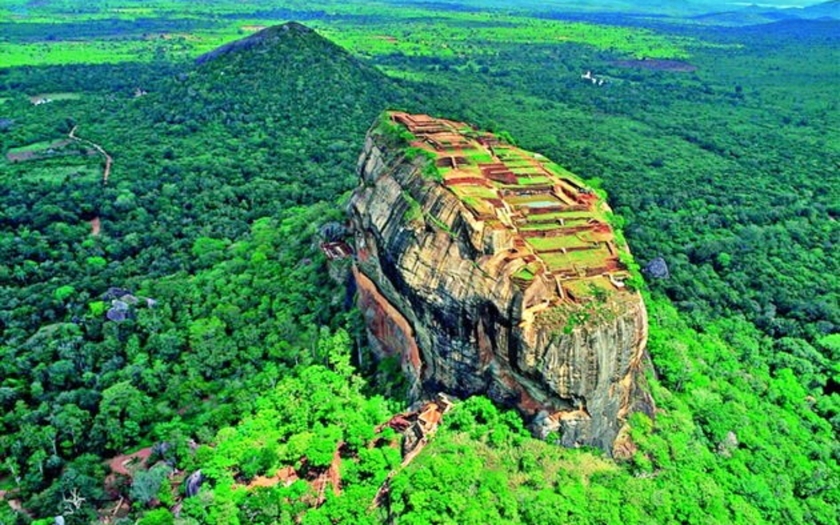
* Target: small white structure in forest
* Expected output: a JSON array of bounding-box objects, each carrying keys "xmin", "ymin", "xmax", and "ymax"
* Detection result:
[{"xmin": 581, "ymin": 71, "xmax": 606, "ymax": 86}]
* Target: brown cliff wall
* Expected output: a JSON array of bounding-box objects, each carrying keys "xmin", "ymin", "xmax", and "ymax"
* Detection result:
[
  {"xmin": 348, "ymin": 116, "xmax": 654, "ymax": 453},
  {"xmin": 353, "ymin": 266, "xmax": 423, "ymax": 385}
]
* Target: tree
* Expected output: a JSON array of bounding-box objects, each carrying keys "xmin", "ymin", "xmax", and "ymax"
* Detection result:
[
  {"xmin": 139, "ymin": 508, "xmax": 175, "ymax": 525},
  {"xmin": 93, "ymin": 381, "xmax": 151, "ymax": 451},
  {"xmin": 131, "ymin": 464, "xmax": 174, "ymax": 507}
]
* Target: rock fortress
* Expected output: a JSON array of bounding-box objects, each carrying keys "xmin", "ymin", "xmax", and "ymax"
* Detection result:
[{"xmin": 349, "ymin": 112, "xmax": 654, "ymax": 454}]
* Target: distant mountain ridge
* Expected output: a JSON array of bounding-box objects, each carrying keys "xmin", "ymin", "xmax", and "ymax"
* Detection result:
[
  {"xmin": 422, "ymin": 0, "xmax": 829, "ymax": 17},
  {"xmin": 800, "ymin": 0, "xmax": 840, "ymax": 18},
  {"xmin": 692, "ymin": 0, "xmax": 839, "ymax": 25},
  {"xmin": 429, "ymin": 0, "xmax": 836, "ymax": 24}
]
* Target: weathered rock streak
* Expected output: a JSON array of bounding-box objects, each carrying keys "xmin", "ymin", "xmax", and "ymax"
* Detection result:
[{"xmin": 349, "ymin": 113, "xmax": 653, "ymax": 452}]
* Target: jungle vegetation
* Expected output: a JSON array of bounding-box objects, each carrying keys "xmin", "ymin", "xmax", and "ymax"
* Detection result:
[{"xmin": 0, "ymin": 1, "xmax": 837, "ymax": 524}]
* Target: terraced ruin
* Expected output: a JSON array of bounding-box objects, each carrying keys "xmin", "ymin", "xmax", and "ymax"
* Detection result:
[
  {"xmin": 390, "ymin": 111, "xmax": 632, "ymax": 311},
  {"xmin": 352, "ymin": 112, "xmax": 651, "ymax": 448}
]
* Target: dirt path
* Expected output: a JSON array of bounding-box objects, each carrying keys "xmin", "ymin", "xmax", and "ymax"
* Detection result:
[
  {"xmin": 69, "ymin": 125, "xmax": 112, "ymax": 185},
  {"xmin": 246, "ymin": 466, "xmax": 298, "ymax": 490},
  {"xmin": 107, "ymin": 447, "xmax": 152, "ymax": 477},
  {"xmin": 69, "ymin": 125, "xmax": 111, "ymax": 236}
]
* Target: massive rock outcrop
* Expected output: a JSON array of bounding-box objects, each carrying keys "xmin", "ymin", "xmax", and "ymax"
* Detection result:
[{"xmin": 348, "ymin": 112, "xmax": 654, "ymax": 453}]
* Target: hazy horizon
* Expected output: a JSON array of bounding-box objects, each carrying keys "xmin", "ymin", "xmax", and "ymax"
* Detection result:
[
  {"xmin": 723, "ymin": 0, "xmax": 827, "ymax": 6},
  {"xmin": 442, "ymin": 0, "xmax": 832, "ymax": 13},
  {"xmin": 490, "ymin": 0, "xmax": 829, "ymax": 8}
]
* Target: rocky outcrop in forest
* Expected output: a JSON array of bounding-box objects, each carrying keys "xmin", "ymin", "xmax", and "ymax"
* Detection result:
[{"xmin": 348, "ymin": 112, "xmax": 654, "ymax": 453}]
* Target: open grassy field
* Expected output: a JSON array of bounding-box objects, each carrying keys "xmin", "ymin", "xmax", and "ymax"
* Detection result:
[
  {"xmin": 0, "ymin": 0, "xmax": 721, "ymax": 68},
  {"xmin": 7, "ymin": 139, "xmax": 65, "ymax": 154},
  {"xmin": 318, "ymin": 15, "xmax": 702, "ymax": 60},
  {"xmin": 1, "ymin": 159, "xmax": 99, "ymax": 187},
  {"xmin": 29, "ymin": 92, "xmax": 82, "ymax": 103},
  {"xmin": 6, "ymin": 139, "xmax": 73, "ymax": 160}
]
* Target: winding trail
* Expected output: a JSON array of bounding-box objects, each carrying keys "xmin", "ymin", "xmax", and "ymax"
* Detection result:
[
  {"xmin": 69, "ymin": 125, "xmax": 112, "ymax": 185},
  {"xmin": 69, "ymin": 125, "xmax": 112, "ymax": 236}
]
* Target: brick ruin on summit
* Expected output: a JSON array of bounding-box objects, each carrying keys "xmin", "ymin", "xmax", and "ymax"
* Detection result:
[{"xmin": 391, "ymin": 112, "xmax": 632, "ymax": 310}]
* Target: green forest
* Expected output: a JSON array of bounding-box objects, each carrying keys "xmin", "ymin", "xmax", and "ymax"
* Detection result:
[{"xmin": 0, "ymin": 1, "xmax": 837, "ymax": 524}]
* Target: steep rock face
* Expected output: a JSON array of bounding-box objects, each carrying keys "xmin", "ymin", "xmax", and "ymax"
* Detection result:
[{"xmin": 348, "ymin": 113, "xmax": 654, "ymax": 453}]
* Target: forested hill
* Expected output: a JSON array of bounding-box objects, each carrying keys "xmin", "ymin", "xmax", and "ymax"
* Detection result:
[
  {"xmin": 1, "ymin": 20, "xmax": 408, "ymax": 342},
  {"xmin": 0, "ymin": 22, "xmax": 411, "ymax": 522},
  {"xmin": 132, "ymin": 19, "xmax": 406, "ymax": 216},
  {"xmin": 179, "ymin": 20, "xmax": 397, "ymax": 148}
]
